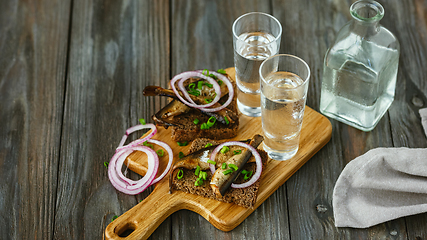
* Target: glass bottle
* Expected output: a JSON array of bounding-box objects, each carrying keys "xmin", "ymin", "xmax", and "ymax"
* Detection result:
[{"xmin": 320, "ymin": 0, "xmax": 399, "ymax": 131}]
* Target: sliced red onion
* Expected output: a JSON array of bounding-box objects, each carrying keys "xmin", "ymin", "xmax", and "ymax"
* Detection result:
[
  {"xmin": 195, "ymin": 70, "xmax": 235, "ymax": 112},
  {"xmin": 108, "ymin": 146, "xmax": 158, "ymax": 195},
  {"xmin": 171, "ymin": 71, "xmax": 221, "ymax": 109},
  {"xmin": 146, "ymin": 139, "xmax": 173, "ymax": 184},
  {"xmin": 116, "ymin": 123, "xmax": 157, "ymax": 152},
  {"xmin": 209, "ymin": 141, "xmax": 262, "ymax": 189}
]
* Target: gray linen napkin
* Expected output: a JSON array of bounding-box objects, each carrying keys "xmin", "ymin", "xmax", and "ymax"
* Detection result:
[
  {"xmin": 420, "ymin": 108, "xmax": 427, "ymax": 137},
  {"xmin": 333, "ymin": 148, "xmax": 427, "ymax": 228}
]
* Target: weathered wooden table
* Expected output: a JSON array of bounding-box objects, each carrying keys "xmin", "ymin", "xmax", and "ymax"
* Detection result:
[{"xmin": 1, "ymin": 0, "xmax": 426, "ymax": 239}]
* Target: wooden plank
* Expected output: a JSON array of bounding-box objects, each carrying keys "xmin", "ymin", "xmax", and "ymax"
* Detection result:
[
  {"xmin": 104, "ymin": 67, "xmax": 332, "ymax": 239},
  {"xmin": 0, "ymin": 0, "xmax": 70, "ymax": 239},
  {"xmin": 273, "ymin": 0, "xmax": 410, "ymax": 239},
  {"xmin": 384, "ymin": 0, "xmax": 427, "ymax": 239},
  {"xmin": 52, "ymin": 0, "xmax": 170, "ymax": 239},
  {"xmin": 170, "ymin": 1, "xmax": 288, "ymax": 239}
]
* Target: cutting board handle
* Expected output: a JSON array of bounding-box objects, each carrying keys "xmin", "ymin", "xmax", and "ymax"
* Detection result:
[{"xmin": 105, "ymin": 183, "xmax": 180, "ymax": 240}]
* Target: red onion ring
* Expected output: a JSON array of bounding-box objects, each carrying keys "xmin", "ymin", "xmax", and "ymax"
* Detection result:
[
  {"xmin": 209, "ymin": 141, "xmax": 262, "ymax": 189},
  {"xmin": 171, "ymin": 71, "xmax": 221, "ymax": 109},
  {"xmin": 108, "ymin": 146, "xmax": 158, "ymax": 195},
  {"xmin": 146, "ymin": 139, "xmax": 173, "ymax": 185},
  {"xmin": 116, "ymin": 123, "xmax": 157, "ymax": 152},
  {"xmin": 195, "ymin": 70, "xmax": 234, "ymax": 112}
]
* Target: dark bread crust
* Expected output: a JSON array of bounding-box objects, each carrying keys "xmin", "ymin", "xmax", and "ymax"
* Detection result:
[
  {"xmin": 170, "ymin": 138, "xmax": 268, "ymax": 208},
  {"xmin": 168, "ymin": 75, "xmax": 239, "ymax": 142}
]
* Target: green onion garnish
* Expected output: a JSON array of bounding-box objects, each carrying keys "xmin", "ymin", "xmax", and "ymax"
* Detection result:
[
  {"xmin": 207, "ymin": 116, "xmax": 216, "ymax": 128},
  {"xmin": 221, "ymin": 163, "xmax": 227, "ymax": 169},
  {"xmin": 200, "ymin": 171, "xmax": 207, "ymax": 180},
  {"xmin": 143, "ymin": 141, "xmax": 154, "ymax": 149},
  {"xmin": 111, "ymin": 215, "xmax": 118, "ymax": 222},
  {"xmin": 205, "ymin": 98, "xmax": 213, "ymax": 103},
  {"xmin": 177, "ymin": 169, "xmax": 184, "ymax": 179},
  {"xmin": 139, "ymin": 118, "xmax": 146, "ymax": 125},
  {"xmin": 217, "ymin": 69, "xmax": 226, "ymax": 74},
  {"xmin": 241, "ymin": 169, "xmax": 249, "ymax": 175},
  {"xmin": 220, "ymin": 146, "xmax": 229, "ymax": 154},
  {"xmin": 223, "ymin": 169, "xmax": 234, "ymax": 175},
  {"xmin": 224, "ymin": 116, "xmax": 230, "ymax": 125},
  {"xmin": 207, "ymin": 160, "xmax": 216, "ymax": 165},
  {"xmin": 177, "ymin": 141, "xmax": 188, "ymax": 146},
  {"xmin": 229, "ymin": 164, "xmax": 238, "ymax": 171},
  {"xmin": 156, "ymin": 149, "xmax": 164, "ymax": 157},
  {"xmin": 195, "ymin": 177, "xmax": 203, "ymax": 186},
  {"xmin": 178, "ymin": 152, "xmax": 185, "ymax": 158},
  {"xmin": 193, "ymin": 118, "xmax": 200, "ymax": 124},
  {"xmin": 244, "ymin": 170, "xmax": 253, "ymax": 180},
  {"xmin": 217, "ymin": 80, "xmax": 223, "ymax": 85},
  {"xmin": 233, "ymin": 150, "xmax": 242, "ymax": 155},
  {"xmin": 200, "ymin": 123, "xmax": 209, "ymax": 130},
  {"xmin": 205, "ymin": 143, "xmax": 213, "ymax": 148},
  {"xmin": 104, "ymin": 161, "xmax": 109, "ymax": 168},
  {"xmin": 189, "ymin": 83, "xmax": 196, "ymax": 90},
  {"xmin": 202, "ymin": 69, "xmax": 209, "ymax": 76},
  {"xmin": 205, "ymin": 83, "xmax": 213, "ymax": 88},
  {"xmin": 195, "ymin": 165, "xmax": 200, "ymax": 176},
  {"xmin": 197, "ymin": 81, "xmax": 203, "ymax": 90}
]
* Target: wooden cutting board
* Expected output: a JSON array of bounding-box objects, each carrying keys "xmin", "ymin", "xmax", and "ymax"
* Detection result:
[{"xmin": 105, "ymin": 68, "xmax": 332, "ymax": 240}]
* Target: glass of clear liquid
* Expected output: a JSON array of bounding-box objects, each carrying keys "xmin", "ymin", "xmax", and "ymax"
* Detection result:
[
  {"xmin": 259, "ymin": 54, "xmax": 310, "ymax": 160},
  {"xmin": 232, "ymin": 12, "xmax": 282, "ymax": 117}
]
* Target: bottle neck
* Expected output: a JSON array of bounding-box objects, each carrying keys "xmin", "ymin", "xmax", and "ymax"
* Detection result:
[{"xmin": 350, "ymin": 0, "xmax": 383, "ymax": 36}]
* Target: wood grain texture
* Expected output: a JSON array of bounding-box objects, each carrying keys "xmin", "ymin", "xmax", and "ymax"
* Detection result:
[
  {"xmin": 0, "ymin": 0, "xmax": 70, "ymax": 239},
  {"xmin": 105, "ymin": 67, "xmax": 332, "ymax": 239},
  {"xmin": 1, "ymin": 0, "xmax": 427, "ymax": 239},
  {"xmin": 52, "ymin": 0, "xmax": 170, "ymax": 239}
]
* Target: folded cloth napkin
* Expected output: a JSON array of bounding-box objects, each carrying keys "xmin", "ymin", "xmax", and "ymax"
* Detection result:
[
  {"xmin": 420, "ymin": 108, "xmax": 427, "ymax": 137},
  {"xmin": 333, "ymin": 148, "xmax": 427, "ymax": 228}
]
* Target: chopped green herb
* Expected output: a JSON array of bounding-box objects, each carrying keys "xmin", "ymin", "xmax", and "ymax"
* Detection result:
[
  {"xmin": 207, "ymin": 116, "xmax": 216, "ymax": 128},
  {"xmin": 143, "ymin": 141, "xmax": 154, "ymax": 149},
  {"xmin": 220, "ymin": 146, "xmax": 230, "ymax": 154},
  {"xmin": 111, "ymin": 215, "xmax": 118, "ymax": 222},
  {"xmin": 195, "ymin": 165, "xmax": 201, "ymax": 176},
  {"xmin": 177, "ymin": 169, "xmax": 184, "ymax": 179},
  {"xmin": 233, "ymin": 150, "xmax": 242, "ymax": 155},
  {"xmin": 188, "ymin": 83, "xmax": 196, "ymax": 90},
  {"xmin": 200, "ymin": 123, "xmax": 209, "ymax": 130},
  {"xmin": 221, "ymin": 162, "xmax": 227, "ymax": 169},
  {"xmin": 207, "ymin": 159, "xmax": 216, "ymax": 165},
  {"xmin": 205, "ymin": 83, "xmax": 213, "ymax": 88},
  {"xmin": 241, "ymin": 169, "xmax": 249, "ymax": 175},
  {"xmin": 200, "ymin": 171, "xmax": 207, "ymax": 180},
  {"xmin": 229, "ymin": 164, "xmax": 238, "ymax": 171},
  {"xmin": 178, "ymin": 151, "xmax": 185, "ymax": 158},
  {"xmin": 202, "ymin": 69, "xmax": 209, "ymax": 75},
  {"xmin": 188, "ymin": 89, "xmax": 200, "ymax": 96},
  {"xmin": 205, "ymin": 98, "xmax": 213, "ymax": 103},
  {"xmin": 217, "ymin": 69, "xmax": 227, "ymax": 74},
  {"xmin": 244, "ymin": 170, "xmax": 253, "ymax": 180},
  {"xmin": 195, "ymin": 177, "xmax": 203, "ymax": 186},
  {"xmin": 177, "ymin": 141, "xmax": 188, "ymax": 146},
  {"xmin": 156, "ymin": 149, "xmax": 164, "ymax": 157},
  {"xmin": 197, "ymin": 81, "xmax": 203, "ymax": 90},
  {"xmin": 104, "ymin": 161, "xmax": 109, "ymax": 168},
  {"xmin": 205, "ymin": 143, "xmax": 213, "ymax": 148},
  {"xmin": 193, "ymin": 118, "xmax": 200, "ymax": 124},
  {"xmin": 223, "ymin": 169, "xmax": 234, "ymax": 175},
  {"xmin": 139, "ymin": 118, "xmax": 146, "ymax": 125},
  {"xmin": 224, "ymin": 116, "xmax": 230, "ymax": 125},
  {"xmin": 217, "ymin": 80, "xmax": 223, "ymax": 85}
]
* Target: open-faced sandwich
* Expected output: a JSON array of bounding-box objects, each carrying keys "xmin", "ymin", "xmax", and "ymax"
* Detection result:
[
  {"xmin": 143, "ymin": 69, "xmax": 239, "ymax": 142},
  {"xmin": 169, "ymin": 135, "xmax": 267, "ymax": 208}
]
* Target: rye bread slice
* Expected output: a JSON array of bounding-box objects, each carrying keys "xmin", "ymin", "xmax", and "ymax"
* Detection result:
[
  {"xmin": 170, "ymin": 138, "xmax": 268, "ymax": 208},
  {"xmin": 155, "ymin": 74, "xmax": 239, "ymax": 142}
]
